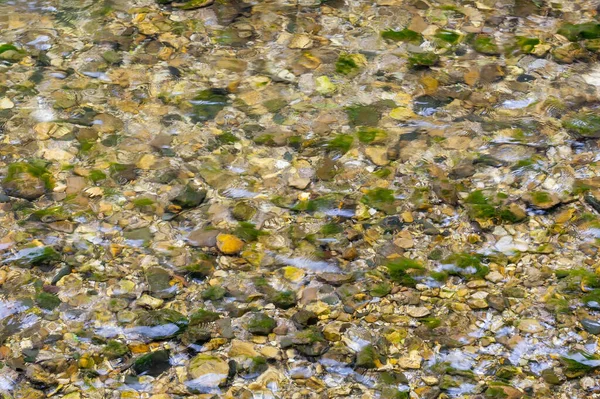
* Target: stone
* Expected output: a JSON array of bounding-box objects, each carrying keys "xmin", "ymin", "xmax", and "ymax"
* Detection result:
[
  {"xmin": 229, "ymin": 340, "xmax": 259, "ymax": 358},
  {"xmin": 517, "ymin": 319, "xmax": 543, "ymax": 333},
  {"xmin": 365, "ymin": 146, "xmax": 389, "ymax": 166},
  {"xmin": 398, "ymin": 350, "xmax": 422, "ymax": 369},
  {"xmin": 247, "ymin": 313, "xmax": 277, "ymax": 335},
  {"xmin": 187, "ymin": 354, "xmax": 229, "ymax": 390},
  {"xmin": 216, "ymin": 234, "xmax": 245, "ymax": 254},
  {"xmin": 407, "ymin": 306, "xmax": 430, "ymax": 318},
  {"xmin": 187, "ymin": 229, "xmax": 220, "ymax": 247},
  {"xmin": 0, "ymin": 98, "xmax": 14, "ymax": 109},
  {"xmin": 289, "ymin": 34, "xmax": 313, "ymax": 49}
]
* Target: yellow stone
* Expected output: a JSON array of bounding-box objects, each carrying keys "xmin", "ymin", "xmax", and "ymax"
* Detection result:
[
  {"xmin": 216, "ymin": 234, "xmax": 245, "ymax": 255},
  {"xmin": 389, "ymin": 107, "xmax": 415, "ymax": 120},
  {"xmin": 0, "ymin": 98, "xmax": 14, "ymax": 109},
  {"xmin": 137, "ymin": 154, "xmax": 155, "ymax": 170},
  {"xmin": 283, "ymin": 266, "xmax": 305, "ymax": 282}
]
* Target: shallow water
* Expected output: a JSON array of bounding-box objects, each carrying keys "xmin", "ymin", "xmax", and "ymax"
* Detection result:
[{"xmin": 2, "ymin": 0, "xmax": 600, "ymax": 398}]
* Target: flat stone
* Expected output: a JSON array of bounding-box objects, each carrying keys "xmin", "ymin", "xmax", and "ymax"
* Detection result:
[
  {"xmin": 517, "ymin": 318, "xmax": 543, "ymax": 333},
  {"xmin": 187, "ymin": 229, "xmax": 219, "ymax": 247},
  {"xmin": 187, "ymin": 354, "xmax": 229, "ymax": 389},
  {"xmin": 407, "ymin": 306, "xmax": 430, "ymax": 318}
]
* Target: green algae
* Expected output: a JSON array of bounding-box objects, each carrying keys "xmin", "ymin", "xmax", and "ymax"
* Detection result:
[
  {"xmin": 386, "ymin": 257, "xmax": 426, "ymax": 287},
  {"xmin": 381, "ymin": 29, "xmax": 422, "ymax": 43},
  {"xmin": 558, "ymin": 23, "xmax": 600, "ymax": 41}
]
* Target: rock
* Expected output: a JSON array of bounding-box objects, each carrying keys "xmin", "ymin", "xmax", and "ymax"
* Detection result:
[
  {"xmin": 172, "ymin": 185, "xmax": 207, "ymax": 209},
  {"xmin": 398, "ymin": 350, "xmax": 422, "ymax": 369},
  {"xmin": 365, "ymin": 146, "xmax": 389, "ymax": 166},
  {"xmin": 486, "ymin": 295, "xmax": 508, "ymax": 311},
  {"xmin": 289, "ymin": 34, "xmax": 313, "ymax": 49},
  {"xmin": 316, "ymin": 76, "xmax": 336, "ymax": 96},
  {"xmin": 468, "ymin": 298, "xmax": 489, "ymax": 309},
  {"xmin": 407, "ymin": 306, "xmax": 430, "ymax": 318},
  {"xmin": 581, "ymin": 319, "xmax": 600, "ymax": 335},
  {"xmin": 485, "ymin": 383, "xmax": 524, "ymax": 399},
  {"xmin": 517, "ymin": 318, "xmax": 543, "ymax": 333},
  {"xmin": 132, "ymin": 350, "xmax": 171, "ymax": 377},
  {"xmin": 288, "ymin": 175, "xmax": 311, "ymax": 189},
  {"xmin": 187, "ymin": 229, "xmax": 220, "ymax": 247},
  {"xmin": 216, "ymin": 233, "xmax": 245, "ymax": 254},
  {"xmin": 2, "ymin": 163, "xmax": 51, "ymax": 200},
  {"xmin": 232, "ymin": 202, "xmax": 256, "ymax": 221},
  {"xmin": 317, "ymin": 273, "xmax": 354, "ymax": 286},
  {"xmin": 187, "ymin": 354, "xmax": 229, "ymax": 391},
  {"xmin": 0, "ymin": 97, "xmax": 14, "ymax": 109},
  {"xmin": 135, "ymin": 309, "xmax": 189, "ymax": 340},
  {"xmin": 522, "ymin": 191, "xmax": 561, "ymax": 210},
  {"xmin": 145, "ymin": 267, "xmax": 177, "ymax": 299},
  {"xmin": 355, "ymin": 345, "xmax": 380, "ymax": 369},
  {"xmin": 291, "ymin": 310, "xmax": 318, "ymax": 328},
  {"xmin": 229, "ymin": 340, "xmax": 259, "ymax": 358},
  {"xmin": 247, "ymin": 313, "xmax": 277, "ymax": 335}
]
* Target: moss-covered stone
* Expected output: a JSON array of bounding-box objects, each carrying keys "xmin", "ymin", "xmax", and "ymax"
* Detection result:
[
  {"xmin": 35, "ymin": 292, "xmax": 61, "ymax": 310},
  {"xmin": 472, "ymin": 34, "xmax": 500, "ymax": 55},
  {"xmin": 381, "ymin": 29, "xmax": 422, "ymax": 43},
  {"xmin": 246, "ymin": 313, "xmax": 277, "ymax": 335},
  {"xmin": 190, "ymin": 88, "xmax": 229, "ymax": 123},
  {"xmin": 102, "ymin": 340, "xmax": 130, "ymax": 359},
  {"xmin": 172, "ymin": 184, "xmax": 207, "ymax": 209},
  {"xmin": 132, "ymin": 350, "xmax": 171, "ymax": 377},
  {"xmin": 335, "ymin": 53, "xmax": 367, "ymax": 76},
  {"xmin": 563, "ymin": 112, "xmax": 600, "ymax": 138},
  {"xmin": 136, "ymin": 309, "xmax": 189, "ymax": 339},
  {"xmin": 355, "ymin": 344, "xmax": 380, "ymax": 369},
  {"xmin": 557, "ymin": 23, "xmax": 600, "ymax": 42},
  {"xmin": 2, "ymin": 160, "xmax": 54, "ymax": 200}
]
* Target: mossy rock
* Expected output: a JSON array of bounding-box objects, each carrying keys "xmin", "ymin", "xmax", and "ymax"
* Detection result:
[
  {"xmin": 361, "ymin": 188, "xmax": 397, "ymax": 214},
  {"xmin": 386, "ymin": 257, "xmax": 426, "ymax": 287},
  {"xmin": 145, "ymin": 267, "xmax": 177, "ymax": 299},
  {"xmin": 172, "ymin": 0, "xmax": 214, "ymax": 9},
  {"xmin": 327, "ymin": 134, "xmax": 355, "ymax": 153},
  {"xmin": 2, "ymin": 160, "xmax": 54, "ymax": 200},
  {"xmin": 552, "ymin": 43, "xmax": 589, "ymax": 63},
  {"xmin": 435, "ymin": 29, "xmax": 461, "ymax": 44},
  {"xmin": 557, "ymin": 23, "xmax": 600, "ymax": 42},
  {"xmin": 563, "ymin": 112, "xmax": 600, "ymax": 138},
  {"xmin": 10, "ymin": 246, "xmax": 60, "ymax": 268},
  {"xmin": 269, "ymin": 290, "xmax": 297, "ymax": 309},
  {"xmin": 201, "ymin": 285, "xmax": 227, "ymax": 301},
  {"xmin": 102, "ymin": 340, "xmax": 130, "ymax": 359},
  {"xmin": 408, "ymin": 52, "xmax": 439, "ymax": 67},
  {"xmin": 355, "ymin": 344, "xmax": 380, "ymax": 369},
  {"xmin": 132, "ymin": 350, "xmax": 171, "ymax": 377},
  {"xmin": 335, "ymin": 53, "xmax": 367, "ymax": 76},
  {"xmin": 190, "ymin": 88, "xmax": 229, "ymax": 123},
  {"xmin": 172, "ymin": 184, "xmax": 207, "ymax": 209},
  {"xmin": 471, "ymin": 34, "xmax": 500, "ymax": 55},
  {"xmin": 232, "ymin": 202, "xmax": 256, "ymax": 221},
  {"xmin": 190, "ymin": 309, "xmax": 221, "ymax": 325},
  {"xmin": 246, "ymin": 313, "xmax": 277, "ymax": 335},
  {"xmin": 0, "ymin": 43, "xmax": 27, "ymax": 62},
  {"xmin": 35, "ymin": 292, "xmax": 61, "ymax": 310},
  {"xmin": 234, "ymin": 222, "xmax": 266, "ymax": 242},
  {"xmin": 381, "ymin": 29, "xmax": 422, "ymax": 44},
  {"xmin": 357, "ymin": 127, "xmax": 388, "ymax": 144},
  {"xmin": 136, "ymin": 309, "xmax": 189, "ymax": 339},
  {"xmin": 437, "ymin": 253, "xmax": 489, "ymax": 280}
]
